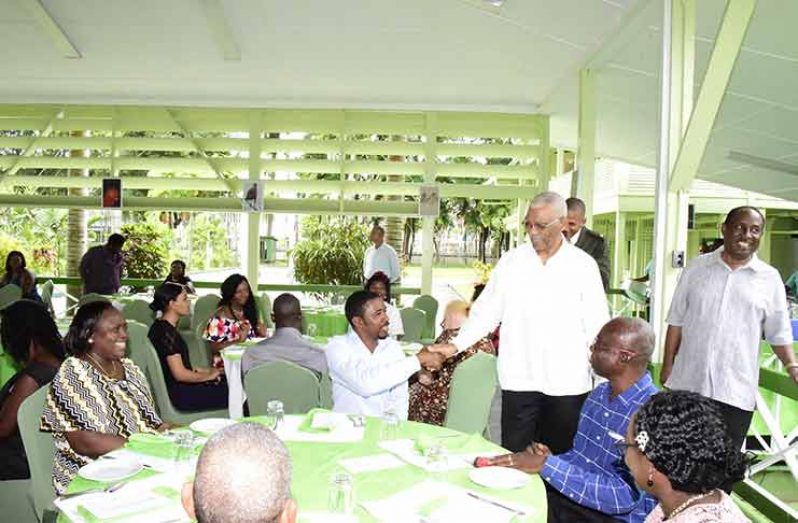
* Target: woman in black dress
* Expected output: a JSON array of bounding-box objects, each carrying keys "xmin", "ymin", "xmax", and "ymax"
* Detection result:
[
  {"xmin": 0, "ymin": 299, "xmax": 64, "ymax": 479},
  {"xmin": 148, "ymin": 283, "xmax": 227, "ymax": 411}
]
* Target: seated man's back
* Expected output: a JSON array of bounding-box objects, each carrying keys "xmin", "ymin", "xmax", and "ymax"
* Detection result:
[{"xmin": 242, "ymin": 293, "xmax": 327, "ymax": 376}]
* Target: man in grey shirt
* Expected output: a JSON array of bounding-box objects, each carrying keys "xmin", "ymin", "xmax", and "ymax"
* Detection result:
[
  {"xmin": 242, "ymin": 293, "xmax": 327, "ymax": 376},
  {"xmin": 662, "ymin": 206, "xmax": 798, "ymax": 478}
]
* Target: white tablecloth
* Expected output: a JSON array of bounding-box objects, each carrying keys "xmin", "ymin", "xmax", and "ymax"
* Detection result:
[{"xmin": 222, "ymin": 346, "xmax": 247, "ymax": 419}]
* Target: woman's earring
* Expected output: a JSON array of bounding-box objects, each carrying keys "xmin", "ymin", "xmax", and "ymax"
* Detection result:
[
  {"xmin": 88, "ymin": 338, "xmax": 94, "ymax": 344},
  {"xmin": 646, "ymin": 470, "xmax": 654, "ymax": 487}
]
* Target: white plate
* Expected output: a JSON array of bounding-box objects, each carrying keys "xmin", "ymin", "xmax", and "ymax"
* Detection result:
[
  {"xmin": 468, "ymin": 466, "xmax": 529, "ymax": 490},
  {"xmin": 78, "ymin": 457, "xmax": 143, "ymax": 482},
  {"xmin": 190, "ymin": 417, "xmax": 236, "ymax": 436}
]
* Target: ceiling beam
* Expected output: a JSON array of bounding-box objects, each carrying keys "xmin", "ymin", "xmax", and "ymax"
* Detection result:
[
  {"xmin": 19, "ymin": 0, "xmax": 81, "ymax": 58},
  {"xmin": 198, "ymin": 0, "xmax": 241, "ymax": 62}
]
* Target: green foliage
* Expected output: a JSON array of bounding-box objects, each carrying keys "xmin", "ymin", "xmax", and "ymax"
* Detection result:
[
  {"xmin": 120, "ymin": 222, "xmax": 170, "ymax": 282},
  {"xmin": 190, "ymin": 214, "xmax": 237, "ymax": 270},
  {"xmin": 0, "ymin": 208, "xmax": 68, "ymax": 275},
  {"xmin": 292, "ymin": 217, "xmax": 370, "ymax": 287}
]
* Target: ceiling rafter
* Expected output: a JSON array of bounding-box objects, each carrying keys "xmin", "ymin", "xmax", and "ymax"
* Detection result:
[
  {"xmin": 198, "ymin": 0, "xmax": 241, "ymax": 62},
  {"xmin": 18, "ymin": 0, "xmax": 81, "ymax": 58}
]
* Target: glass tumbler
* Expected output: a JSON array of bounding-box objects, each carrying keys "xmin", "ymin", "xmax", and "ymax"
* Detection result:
[{"xmin": 328, "ymin": 471, "xmax": 354, "ymax": 514}]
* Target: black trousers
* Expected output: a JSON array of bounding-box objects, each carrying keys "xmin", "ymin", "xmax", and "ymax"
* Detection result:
[
  {"xmin": 712, "ymin": 399, "xmax": 754, "ymax": 494},
  {"xmin": 501, "ymin": 390, "xmax": 588, "ymax": 454},
  {"xmin": 545, "ymin": 483, "xmax": 619, "ymax": 523}
]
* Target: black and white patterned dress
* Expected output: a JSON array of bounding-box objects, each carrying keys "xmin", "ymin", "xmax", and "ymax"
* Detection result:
[{"xmin": 40, "ymin": 357, "xmax": 162, "ymax": 493}]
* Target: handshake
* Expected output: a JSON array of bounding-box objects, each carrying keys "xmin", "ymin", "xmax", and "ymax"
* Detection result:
[{"xmin": 415, "ymin": 343, "xmax": 458, "ymax": 371}]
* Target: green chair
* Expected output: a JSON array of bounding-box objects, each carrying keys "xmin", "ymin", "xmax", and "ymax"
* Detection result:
[
  {"xmin": 444, "ymin": 352, "xmax": 498, "ymax": 435},
  {"xmin": 0, "ymin": 283, "xmax": 22, "ymax": 310},
  {"xmin": 399, "ymin": 307, "xmax": 426, "ymax": 343},
  {"xmin": 39, "ymin": 280, "xmax": 55, "ymax": 316},
  {"xmin": 126, "ymin": 321, "xmax": 228, "ymax": 425},
  {"xmin": 192, "ymin": 294, "xmax": 221, "ymax": 333},
  {"xmin": 244, "ymin": 361, "xmax": 321, "ymax": 415},
  {"xmin": 413, "ymin": 295, "xmax": 438, "ymax": 340},
  {"xmin": 319, "ymin": 373, "xmax": 333, "ymax": 410},
  {"xmin": 18, "ymin": 385, "xmax": 56, "ymax": 522},
  {"xmin": 122, "ymin": 299, "xmax": 155, "ymax": 327},
  {"xmin": 257, "ymin": 292, "xmax": 273, "ymax": 329},
  {"xmin": 78, "ymin": 293, "xmax": 110, "ymax": 307},
  {"xmin": 0, "ymin": 478, "xmax": 35, "ymax": 522}
]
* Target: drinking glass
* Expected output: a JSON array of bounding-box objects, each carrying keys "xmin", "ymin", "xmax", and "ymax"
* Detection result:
[
  {"xmin": 380, "ymin": 408, "xmax": 400, "ymax": 441},
  {"xmin": 328, "ymin": 471, "xmax": 354, "ymax": 514},
  {"xmin": 425, "ymin": 442, "xmax": 448, "ymax": 473},
  {"xmin": 173, "ymin": 431, "xmax": 196, "ymax": 479},
  {"xmin": 266, "ymin": 399, "xmax": 285, "ymax": 430}
]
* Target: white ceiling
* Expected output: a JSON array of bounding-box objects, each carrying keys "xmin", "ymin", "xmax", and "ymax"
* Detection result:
[
  {"xmin": 0, "ymin": 0, "xmax": 637, "ymax": 111},
  {"xmin": 544, "ymin": 0, "xmax": 798, "ymax": 201},
  {"xmin": 2, "ymin": 0, "xmax": 797, "ymax": 201}
]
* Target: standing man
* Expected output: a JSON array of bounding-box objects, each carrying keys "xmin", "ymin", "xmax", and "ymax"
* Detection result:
[
  {"xmin": 363, "ymin": 225, "xmax": 401, "ymax": 284},
  {"xmin": 79, "ymin": 233, "xmax": 126, "ymax": 295},
  {"xmin": 326, "ymin": 290, "xmax": 443, "ymax": 419},
  {"xmin": 564, "ymin": 197, "xmax": 610, "ymax": 291},
  {"xmin": 662, "ymin": 206, "xmax": 798, "ymax": 466},
  {"xmin": 431, "ymin": 192, "xmax": 609, "ymax": 454}
]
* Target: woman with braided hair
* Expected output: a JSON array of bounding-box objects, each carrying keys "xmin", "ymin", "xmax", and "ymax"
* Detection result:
[{"xmin": 622, "ymin": 390, "xmax": 751, "ymax": 522}]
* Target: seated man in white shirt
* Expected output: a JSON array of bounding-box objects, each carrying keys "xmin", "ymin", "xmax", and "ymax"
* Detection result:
[{"xmin": 325, "ymin": 290, "xmax": 443, "ymax": 419}]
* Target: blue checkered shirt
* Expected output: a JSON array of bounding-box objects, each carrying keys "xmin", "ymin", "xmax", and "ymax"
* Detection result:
[{"xmin": 541, "ymin": 373, "xmax": 658, "ymax": 522}]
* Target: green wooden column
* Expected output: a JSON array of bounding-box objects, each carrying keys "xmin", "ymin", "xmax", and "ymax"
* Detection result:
[
  {"xmin": 246, "ymin": 113, "xmax": 262, "ymax": 288},
  {"xmin": 420, "ymin": 114, "xmax": 437, "ymax": 296},
  {"xmin": 576, "ymin": 68, "xmax": 596, "ymax": 227}
]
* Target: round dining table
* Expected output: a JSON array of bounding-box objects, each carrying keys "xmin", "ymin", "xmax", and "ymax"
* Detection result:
[{"xmin": 56, "ymin": 414, "xmax": 547, "ymax": 522}]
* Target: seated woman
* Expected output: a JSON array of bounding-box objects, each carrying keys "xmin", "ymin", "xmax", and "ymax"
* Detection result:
[
  {"xmin": 0, "ymin": 300, "xmax": 64, "ymax": 480},
  {"xmin": 164, "ymin": 259, "xmax": 196, "ymax": 295},
  {"xmin": 0, "ymin": 251, "xmax": 41, "ymax": 302},
  {"xmin": 408, "ymin": 300, "xmax": 495, "ymax": 426},
  {"xmin": 148, "ymin": 283, "xmax": 227, "ymax": 411},
  {"xmin": 365, "ymin": 271, "xmax": 403, "ymax": 338},
  {"xmin": 203, "ymin": 274, "xmax": 266, "ymax": 368},
  {"xmin": 623, "ymin": 390, "xmax": 750, "ymax": 523},
  {"xmin": 40, "ymin": 301, "xmax": 167, "ymax": 494}
]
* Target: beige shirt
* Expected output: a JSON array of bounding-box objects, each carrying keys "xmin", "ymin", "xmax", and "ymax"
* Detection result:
[{"xmin": 666, "ymin": 248, "xmax": 793, "ymax": 411}]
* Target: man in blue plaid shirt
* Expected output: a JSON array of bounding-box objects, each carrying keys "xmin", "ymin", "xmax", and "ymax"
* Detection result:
[{"xmin": 487, "ymin": 317, "xmax": 658, "ymax": 522}]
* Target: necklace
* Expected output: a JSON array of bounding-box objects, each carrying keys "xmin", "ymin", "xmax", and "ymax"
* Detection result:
[
  {"xmin": 86, "ymin": 352, "xmax": 119, "ymax": 378},
  {"xmin": 666, "ymin": 489, "xmax": 718, "ymax": 520}
]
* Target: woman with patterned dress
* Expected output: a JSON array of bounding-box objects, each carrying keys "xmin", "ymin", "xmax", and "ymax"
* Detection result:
[
  {"xmin": 202, "ymin": 274, "xmax": 266, "ymax": 368},
  {"xmin": 40, "ymin": 301, "xmax": 167, "ymax": 494},
  {"xmin": 149, "ymin": 283, "xmax": 227, "ymax": 411},
  {"xmin": 408, "ymin": 300, "xmax": 495, "ymax": 426}
]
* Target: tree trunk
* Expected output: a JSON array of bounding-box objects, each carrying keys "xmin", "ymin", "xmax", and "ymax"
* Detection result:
[
  {"xmin": 384, "ymin": 170, "xmax": 404, "ymax": 268},
  {"xmin": 66, "ymin": 130, "xmax": 89, "ymax": 308}
]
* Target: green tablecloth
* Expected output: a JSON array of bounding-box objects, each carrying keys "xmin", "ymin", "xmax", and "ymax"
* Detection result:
[
  {"xmin": 0, "ymin": 351, "xmax": 20, "ymax": 388},
  {"xmin": 62, "ymin": 417, "xmax": 547, "ymax": 522},
  {"xmin": 303, "ymin": 308, "xmax": 348, "ymax": 338}
]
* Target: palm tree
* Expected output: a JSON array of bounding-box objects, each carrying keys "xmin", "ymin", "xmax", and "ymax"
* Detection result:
[{"xmin": 66, "ymin": 130, "xmax": 89, "ymax": 305}]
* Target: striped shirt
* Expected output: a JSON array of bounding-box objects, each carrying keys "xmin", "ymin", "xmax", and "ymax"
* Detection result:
[{"xmin": 541, "ymin": 373, "xmax": 658, "ymax": 522}]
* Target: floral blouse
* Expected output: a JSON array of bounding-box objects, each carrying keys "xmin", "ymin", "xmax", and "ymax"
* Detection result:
[{"xmin": 202, "ymin": 309, "xmax": 255, "ymax": 368}]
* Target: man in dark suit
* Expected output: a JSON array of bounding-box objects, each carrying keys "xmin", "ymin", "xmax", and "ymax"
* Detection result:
[{"xmin": 565, "ymin": 197, "xmax": 610, "ymax": 291}]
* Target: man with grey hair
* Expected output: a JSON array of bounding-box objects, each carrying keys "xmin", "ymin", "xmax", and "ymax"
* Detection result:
[
  {"xmin": 182, "ymin": 423, "xmax": 296, "ymax": 523},
  {"xmin": 431, "ymin": 191, "xmax": 608, "ymax": 455}
]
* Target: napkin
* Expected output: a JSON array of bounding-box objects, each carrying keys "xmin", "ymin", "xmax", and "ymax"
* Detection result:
[
  {"xmin": 298, "ymin": 409, "xmax": 349, "ymax": 433},
  {"xmin": 125, "ymin": 433, "xmax": 177, "ymax": 459}
]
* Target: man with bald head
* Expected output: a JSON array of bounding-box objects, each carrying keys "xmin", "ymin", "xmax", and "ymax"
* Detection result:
[
  {"xmin": 182, "ymin": 423, "xmax": 295, "ymax": 523},
  {"xmin": 431, "ymin": 191, "xmax": 608, "ymax": 455},
  {"xmin": 487, "ymin": 317, "xmax": 659, "ymax": 523},
  {"xmin": 242, "ymin": 293, "xmax": 327, "ymax": 376}
]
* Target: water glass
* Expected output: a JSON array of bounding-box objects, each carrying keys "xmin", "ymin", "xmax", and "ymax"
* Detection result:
[
  {"xmin": 266, "ymin": 399, "xmax": 285, "ymax": 430},
  {"xmin": 173, "ymin": 431, "xmax": 196, "ymax": 478},
  {"xmin": 425, "ymin": 442, "xmax": 448, "ymax": 473},
  {"xmin": 380, "ymin": 408, "xmax": 400, "ymax": 441},
  {"xmin": 328, "ymin": 471, "xmax": 354, "ymax": 514}
]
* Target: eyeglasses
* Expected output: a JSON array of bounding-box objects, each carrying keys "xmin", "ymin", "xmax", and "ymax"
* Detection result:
[{"xmin": 524, "ymin": 218, "xmax": 561, "ymax": 232}]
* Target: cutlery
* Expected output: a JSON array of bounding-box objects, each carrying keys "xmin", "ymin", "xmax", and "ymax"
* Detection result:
[
  {"xmin": 465, "ymin": 492, "xmax": 524, "ymax": 517},
  {"xmin": 57, "ymin": 480, "xmax": 128, "ymax": 501}
]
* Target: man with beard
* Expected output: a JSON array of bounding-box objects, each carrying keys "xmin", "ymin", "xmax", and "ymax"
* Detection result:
[
  {"xmin": 325, "ymin": 290, "xmax": 443, "ymax": 419},
  {"xmin": 662, "ymin": 206, "xmax": 798, "ymax": 477}
]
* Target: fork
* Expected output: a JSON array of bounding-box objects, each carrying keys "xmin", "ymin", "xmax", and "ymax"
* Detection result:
[
  {"xmin": 57, "ymin": 480, "xmax": 128, "ymax": 501},
  {"xmin": 348, "ymin": 415, "xmax": 366, "ymax": 427}
]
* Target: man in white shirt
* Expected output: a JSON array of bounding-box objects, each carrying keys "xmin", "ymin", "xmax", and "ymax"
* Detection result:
[
  {"xmin": 662, "ymin": 206, "xmax": 798, "ymax": 474},
  {"xmin": 325, "ymin": 290, "xmax": 443, "ymax": 419},
  {"xmin": 431, "ymin": 192, "xmax": 609, "ymax": 454},
  {"xmin": 363, "ymin": 226, "xmax": 401, "ymax": 284}
]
